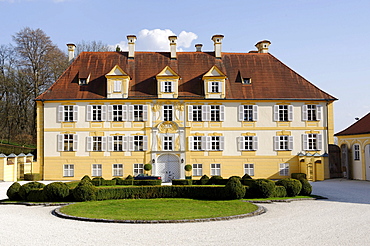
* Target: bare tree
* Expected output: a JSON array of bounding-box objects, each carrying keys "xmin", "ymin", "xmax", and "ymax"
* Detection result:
[{"xmin": 75, "ymin": 40, "xmax": 112, "ymax": 56}]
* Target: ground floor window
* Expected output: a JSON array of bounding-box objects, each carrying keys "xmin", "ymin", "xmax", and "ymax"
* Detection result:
[
  {"xmin": 192, "ymin": 164, "xmax": 203, "ymax": 176},
  {"xmin": 133, "ymin": 163, "xmax": 144, "ymax": 176},
  {"xmin": 354, "ymin": 144, "xmax": 360, "ymax": 160},
  {"xmin": 210, "ymin": 163, "xmax": 221, "ymax": 176},
  {"xmin": 92, "ymin": 164, "xmax": 102, "ymax": 177},
  {"xmin": 244, "ymin": 163, "xmax": 254, "ymax": 176},
  {"xmin": 63, "ymin": 164, "xmax": 74, "ymax": 177},
  {"xmin": 113, "ymin": 164, "xmax": 123, "ymax": 177},
  {"xmin": 279, "ymin": 163, "xmax": 289, "ymax": 176}
]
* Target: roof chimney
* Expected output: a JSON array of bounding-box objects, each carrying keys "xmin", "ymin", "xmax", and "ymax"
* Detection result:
[
  {"xmin": 168, "ymin": 36, "xmax": 177, "ymax": 59},
  {"xmin": 127, "ymin": 35, "xmax": 137, "ymax": 59},
  {"xmin": 211, "ymin": 35, "xmax": 224, "ymax": 58},
  {"xmin": 255, "ymin": 40, "xmax": 271, "ymax": 53},
  {"xmin": 195, "ymin": 44, "xmax": 203, "ymax": 52},
  {"xmin": 66, "ymin": 43, "xmax": 76, "ymax": 62}
]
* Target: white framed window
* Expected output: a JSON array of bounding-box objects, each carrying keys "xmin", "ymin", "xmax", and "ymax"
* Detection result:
[
  {"xmin": 127, "ymin": 105, "xmax": 148, "ymax": 122},
  {"xmin": 133, "ymin": 163, "xmax": 144, "ymax": 176},
  {"xmin": 92, "ymin": 164, "xmax": 102, "ymax": 177},
  {"xmin": 208, "ymin": 81, "xmax": 222, "ymax": 93},
  {"xmin": 163, "ymin": 105, "xmax": 173, "ymax": 121},
  {"xmin": 127, "ymin": 135, "xmax": 147, "ymax": 151},
  {"xmin": 57, "ymin": 134, "xmax": 78, "ymax": 152},
  {"xmin": 108, "ymin": 105, "xmax": 127, "ymax": 122},
  {"xmin": 211, "ymin": 163, "xmax": 221, "ymax": 176},
  {"xmin": 303, "ymin": 134, "xmax": 322, "ymax": 151},
  {"xmin": 189, "ymin": 136, "xmax": 202, "ymax": 151},
  {"xmin": 244, "ymin": 163, "xmax": 254, "ymax": 176},
  {"xmin": 87, "ymin": 105, "xmax": 107, "ymax": 121},
  {"xmin": 163, "ymin": 135, "xmax": 174, "ymax": 151},
  {"xmin": 188, "ymin": 105, "xmax": 202, "ymax": 122},
  {"xmin": 63, "ymin": 164, "xmax": 74, "ymax": 177},
  {"xmin": 113, "ymin": 80, "xmax": 122, "ymax": 92},
  {"xmin": 58, "ymin": 105, "xmax": 78, "ymax": 122},
  {"xmin": 274, "ymin": 105, "xmax": 293, "ymax": 122},
  {"xmin": 210, "ymin": 136, "xmax": 224, "ymax": 151},
  {"xmin": 87, "ymin": 136, "xmax": 107, "ymax": 152},
  {"xmin": 193, "ymin": 164, "xmax": 203, "ymax": 176},
  {"xmin": 238, "ymin": 136, "xmax": 258, "ymax": 151},
  {"xmin": 279, "ymin": 163, "xmax": 289, "ymax": 176},
  {"xmin": 210, "ymin": 105, "xmax": 224, "ymax": 122},
  {"xmin": 161, "ymin": 81, "xmax": 173, "ymax": 93},
  {"xmin": 354, "ymin": 144, "xmax": 360, "ymax": 161},
  {"xmin": 113, "ymin": 164, "xmax": 123, "ymax": 177},
  {"xmin": 133, "ymin": 105, "xmax": 144, "ymax": 121},
  {"xmin": 302, "ymin": 105, "xmax": 321, "ymax": 121},
  {"xmin": 113, "ymin": 136, "xmax": 124, "ymax": 151},
  {"xmin": 274, "ymin": 136, "xmax": 293, "ymax": 151},
  {"xmin": 238, "ymin": 105, "xmax": 258, "ymax": 122}
]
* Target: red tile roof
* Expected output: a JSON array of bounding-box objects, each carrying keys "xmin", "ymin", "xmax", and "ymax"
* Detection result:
[
  {"xmin": 335, "ymin": 113, "xmax": 370, "ymax": 136},
  {"xmin": 36, "ymin": 51, "xmax": 337, "ymax": 101}
]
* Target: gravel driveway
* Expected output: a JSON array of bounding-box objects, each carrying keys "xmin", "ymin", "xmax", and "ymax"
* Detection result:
[{"xmin": 0, "ymin": 179, "xmax": 370, "ymax": 246}]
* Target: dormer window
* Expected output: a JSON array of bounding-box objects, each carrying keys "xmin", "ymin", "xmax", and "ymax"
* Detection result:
[
  {"xmin": 162, "ymin": 81, "xmax": 173, "ymax": 93},
  {"xmin": 242, "ymin": 78, "xmax": 251, "ymax": 84},
  {"xmin": 79, "ymin": 78, "xmax": 87, "ymax": 85},
  {"xmin": 209, "ymin": 81, "xmax": 221, "ymax": 93},
  {"xmin": 113, "ymin": 80, "xmax": 122, "ymax": 92},
  {"xmin": 156, "ymin": 66, "xmax": 179, "ymax": 99},
  {"xmin": 203, "ymin": 66, "xmax": 227, "ymax": 99},
  {"xmin": 105, "ymin": 65, "xmax": 130, "ymax": 99}
]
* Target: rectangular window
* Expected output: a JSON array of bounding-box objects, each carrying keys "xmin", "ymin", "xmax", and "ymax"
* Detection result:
[
  {"xmin": 278, "ymin": 105, "xmax": 288, "ymax": 121},
  {"xmin": 63, "ymin": 164, "xmax": 74, "ymax": 177},
  {"xmin": 193, "ymin": 164, "xmax": 203, "ymax": 176},
  {"xmin": 244, "ymin": 164, "xmax": 254, "ymax": 176},
  {"xmin": 243, "ymin": 105, "xmax": 253, "ymax": 121},
  {"xmin": 133, "ymin": 135, "xmax": 144, "ymax": 151},
  {"xmin": 163, "ymin": 81, "xmax": 173, "ymax": 92},
  {"xmin": 210, "ymin": 82, "xmax": 220, "ymax": 93},
  {"xmin": 58, "ymin": 105, "xmax": 78, "ymax": 122},
  {"xmin": 92, "ymin": 105, "xmax": 102, "ymax": 121},
  {"xmin": 210, "ymin": 136, "xmax": 220, "ymax": 151},
  {"xmin": 239, "ymin": 136, "xmax": 258, "ymax": 151},
  {"xmin": 192, "ymin": 105, "xmax": 202, "ymax": 122},
  {"xmin": 112, "ymin": 105, "xmax": 123, "ymax": 121},
  {"xmin": 279, "ymin": 163, "xmax": 289, "ymax": 176},
  {"xmin": 133, "ymin": 105, "xmax": 144, "ymax": 121},
  {"xmin": 211, "ymin": 163, "xmax": 221, "ymax": 176},
  {"xmin": 210, "ymin": 105, "xmax": 220, "ymax": 122},
  {"xmin": 113, "ymin": 80, "xmax": 122, "ymax": 92},
  {"xmin": 113, "ymin": 136, "xmax": 124, "ymax": 151},
  {"xmin": 93, "ymin": 136, "xmax": 103, "ymax": 151},
  {"xmin": 193, "ymin": 136, "xmax": 202, "ymax": 151},
  {"xmin": 113, "ymin": 164, "xmax": 123, "ymax": 177},
  {"xmin": 243, "ymin": 136, "xmax": 254, "ymax": 151},
  {"xmin": 307, "ymin": 105, "xmax": 317, "ymax": 121},
  {"xmin": 163, "ymin": 136, "xmax": 173, "ymax": 151},
  {"xmin": 163, "ymin": 105, "xmax": 173, "ymax": 121},
  {"xmin": 133, "ymin": 164, "xmax": 144, "ymax": 176},
  {"xmin": 92, "ymin": 164, "xmax": 102, "ymax": 177},
  {"xmin": 274, "ymin": 136, "xmax": 293, "ymax": 151},
  {"xmin": 307, "ymin": 134, "xmax": 317, "ymax": 150},
  {"xmin": 303, "ymin": 134, "xmax": 322, "ymax": 151},
  {"xmin": 354, "ymin": 145, "xmax": 360, "ymax": 161},
  {"xmin": 58, "ymin": 134, "xmax": 78, "ymax": 152},
  {"xmin": 63, "ymin": 134, "xmax": 74, "ymax": 151},
  {"xmin": 63, "ymin": 105, "xmax": 74, "ymax": 122},
  {"xmin": 303, "ymin": 105, "xmax": 321, "ymax": 121}
]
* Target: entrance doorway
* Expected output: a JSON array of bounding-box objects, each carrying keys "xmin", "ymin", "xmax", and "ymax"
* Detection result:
[{"xmin": 156, "ymin": 154, "xmax": 180, "ymax": 182}]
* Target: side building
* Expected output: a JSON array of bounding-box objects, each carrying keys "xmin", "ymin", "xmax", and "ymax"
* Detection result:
[
  {"xmin": 35, "ymin": 35, "xmax": 337, "ymax": 182},
  {"xmin": 335, "ymin": 113, "xmax": 370, "ymax": 180}
]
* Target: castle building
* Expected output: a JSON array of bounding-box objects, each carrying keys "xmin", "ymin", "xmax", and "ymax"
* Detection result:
[{"xmin": 35, "ymin": 35, "xmax": 336, "ymax": 182}]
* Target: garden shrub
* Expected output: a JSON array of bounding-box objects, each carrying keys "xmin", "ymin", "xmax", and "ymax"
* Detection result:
[
  {"xmin": 208, "ymin": 176, "xmax": 226, "ymax": 185},
  {"xmin": 224, "ymin": 177, "xmax": 246, "ymax": 199},
  {"xmin": 133, "ymin": 180, "xmax": 162, "ymax": 186},
  {"xmin": 24, "ymin": 173, "xmax": 41, "ymax": 181},
  {"xmin": 250, "ymin": 179, "xmax": 276, "ymax": 198},
  {"xmin": 299, "ymin": 179, "xmax": 312, "ymax": 195},
  {"xmin": 19, "ymin": 181, "xmax": 46, "ymax": 200},
  {"xmin": 43, "ymin": 182, "xmax": 70, "ymax": 201},
  {"xmin": 273, "ymin": 186, "xmax": 287, "ymax": 197},
  {"xmin": 91, "ymin": 177, "xmax": 104, "ymax": 186},
  {"xmin": 81, "ymin": 175, "xmax": 91, "ymax": 182},
  {"xmin": 26, "ymin": 189, "xmax": 46, "ymax": 202},
  {"xmin": 291, "ymin": 173, "xmax": 307, "ymax": 180},
  {"xmin": 184, "ymin": 164, "xmax": 192, "ymax": 172},
  {"xmin": 241, "ymin": 178, "xmax": 255, "ymax": 187},
  {"xmin": 276, "ymin": 178, "xmax": 302, "ymax": 197},
  {"xmin": 7, "ymin": 182, "xmax": 21, "ymax": 200},
  {"xmin": 125, "ymin": 175, "xmax": 133, "ymax": 180},
  {"xmin": 199, "ymin": 175, "xmax": 209, "ymax": 185},
  {"xmin": 242, "ymin": 173, "xmax": 252, "ymax": 180},
  {"xmin": 72, "ymin": 179, "xmax": 97, "ymax": 201},
  {"xmin": 172, "ymin": 179, "xmax": 192, "ymax": 185},
  {"xmin": 101, "ymin": 180, "xmax": 116, "ymax": 186},
  {"xmin": 112, "ymin": 177, "xmax": 124, "ymax": 185},
  {"xmin": 144, "ymin": 164, "xmax": 152, "ymax": 172}
]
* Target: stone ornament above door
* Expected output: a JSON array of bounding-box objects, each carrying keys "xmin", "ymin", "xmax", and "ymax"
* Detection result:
[{"xmin": 157, "ymin": 121, "xmax": 179, "ymax": 134}]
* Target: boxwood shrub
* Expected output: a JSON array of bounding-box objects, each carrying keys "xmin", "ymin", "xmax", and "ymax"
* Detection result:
[
  {"xmin": 72, "ymin": 180, "xmax": 97, "ymax": 201},
  {"xmin": 276, "ymin": 178, "xmax": 302, "ymax": 197},
  {"xmin": 224, "ymin": 177, "xmax": 246, "ymax": 199},
  {"xmin": 101, "ymin": 179, "xmax": 116, "ymax": 186},
  {"xmin": 19, "ymin": 181, "xmax": 46, "ymax": 200},
  {"xmin": 81, "ymin": 175, "xmax": 91, "ymax": 182},
  {"xmin": 250, "ymin": 179, "xmax": 276, "ymax": 198},
  {"xmin": 208, "ymin": 176, "xmax": 225, "ymax": 185},
  {"xmin": 291, "ymin": 173, "xmax": 307, "ymax": 180},
  {"xmin": 273, "ymin": 185, "xmax": 287, "ymax": 197},
  {"xmin": 172, "ymin": 179, "xmax": 192, "ymax": 185},
  {"xmin": 242, "ymin": 173, "xmax": 252, "ymax": 180},
  {"xmin": 43, "ymin": 182, "xmax": 70, "ymax": 201},
  {"xmin": 199, "ymin": 175, "xmax": 209, "ymax": 185},
  {"xmin": 133, "ymin": 180, "xmax": 162, "ymax": 186},
  {"xmin": 26, "ymin": 189, "xmax": 46, "ymax": 202},
  {"xmin": 299, "ymin": 178, "xmax": 312, "ymax": 195},
  {"xmin": 6, "ymin": 182, "xmax": 21, "ymax": 200}
]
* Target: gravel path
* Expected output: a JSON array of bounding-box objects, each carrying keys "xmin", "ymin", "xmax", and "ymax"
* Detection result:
[{"xmin": 1, "ymin": 179, "xmax": 370, "ymax": 245}]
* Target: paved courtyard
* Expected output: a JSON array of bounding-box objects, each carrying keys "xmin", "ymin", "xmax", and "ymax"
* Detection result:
[{"xmin": 0, "ymin": 179, "xmax": 370, "ymax": 245}]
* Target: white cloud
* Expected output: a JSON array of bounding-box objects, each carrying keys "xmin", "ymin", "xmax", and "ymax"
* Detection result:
[{"xmin": 111, "ymin": 28, "xmax": 198, "ymax": 52}]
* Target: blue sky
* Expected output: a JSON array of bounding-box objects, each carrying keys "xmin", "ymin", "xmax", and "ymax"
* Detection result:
[{"xmin": 1, "ymin": 0, "xmax": 370, "ymax": 133}]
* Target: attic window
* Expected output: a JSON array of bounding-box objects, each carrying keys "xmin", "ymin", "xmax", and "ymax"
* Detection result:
[
  {"xmin": 242, "ymin": 78, "xmax": 251, "ymax": 84},
  {"xmin": 79, "ymin": 78, "xmax": 87, "ymax": 85}
]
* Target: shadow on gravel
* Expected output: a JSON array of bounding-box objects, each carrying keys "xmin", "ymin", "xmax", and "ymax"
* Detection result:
[{"xmin": 311, "ymin": 179, "xmax": 370, "ymax": 205}]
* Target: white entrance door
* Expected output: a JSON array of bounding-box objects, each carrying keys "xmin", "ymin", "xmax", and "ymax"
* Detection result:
[
  {"xmin": 365, "ymin": 145, "xmax": 370, "ymax": 180},
  {"xmin": 156, "ymin": 154, "xmax": 180, "ymax": 182}
]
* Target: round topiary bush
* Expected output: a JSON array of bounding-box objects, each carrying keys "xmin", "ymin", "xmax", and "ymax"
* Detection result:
[
  {"xmin": 251, "ymin": 179, "xmax": 276, "ymax": 198},
  {"xmin": 184, "ymin": 164, "xmax": 192, "ymax": 172},
  {"xmin": 144, "ymin": 164, "xmax": 152, "ymax": 171},
  {"xmin": 242, "ymin": 173, "xmax": 252, "ymax": 180},
  {"xmin": 81, "ymin": 175, "xmax": 91, "ymax": 182},
  {"xmin": 225, "ymin": 177, "xmax": 246, "ymax": 199},
  {"xmin": 200, "ymin": 174, "xmax": 210, "ymax": 185},
  {"xmin": 43, "ymin": 182, "xmax": 70, "ymax": 202},
  {"xmin": 7, "ymin": 182, "xmax": 21, "ymax": 201},
  {"xmin": 209, "ymin": 175, "xmax": 223, "ymax": 185},
  {"xmin": 72, "ymin": 179, "xmax": 97, "ymax": 201},
  {"xmin": 299, "ymin": 178, "xmax": 312, "ymax": 195},
  {"xmin": 125, "ymin": 175, "xmax": 133, "ymax": 180},
  {"xmin": 19, "ymin": 181, "xmax": 46, "ymax": 200},
  {"xmin": 275, "ymin": 178, "xmax": 302, "ymax": 197}
]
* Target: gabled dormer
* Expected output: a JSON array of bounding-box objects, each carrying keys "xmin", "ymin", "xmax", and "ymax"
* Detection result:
[
  {"xmin": 105, "ymin": 65, "xmax": 130, "ymax": 98},
  {"xmin": 78, "ymin": 73, "xmax": 90, "ymax": 86},
  {"xmin": 156, "ymin": 66, "xmax": 180, "ymax": 98},
  {"xmin": 202, "ymin": 66, "xmax": 227, "ymax": 99}
]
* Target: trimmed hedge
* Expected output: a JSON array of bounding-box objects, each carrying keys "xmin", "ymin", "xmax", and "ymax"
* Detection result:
[
  {"xmin": 199, "ymin": 175, "xmax": 209, "ymax": 185},
  {"xmin": 6, "ymin": 182, "xmax": 21, "ymax": 200},
  {"xmin": 291, "ymin": 173, "xmax": 307, "ymax": 180},
  {"xmin": 299, "ymin": 179, "xmax": 312, "ymax": 195},
  {"xmin": 172, "ymin": 179, "xmax": 192, "ymax": 185},
  {"xmin": 72, "ymin": 180, "xmax": 97, "ymax": 201},
  {"xmin": 43, "ymin": 182, "xmax": 70, "ymax": 201},
  {"xmin": 81, "ymin": 175, "xmax": 91, "ymax": 182},
  {"xmin": 27, "ymin": 189, "xmax": 46, "ymax": 202},
  {"xmin": 273, "ymin": 186, "xmax": 287, "ymax": 197},
  {"xmin": 19, "ymin": 181, "xmax": 45, "ymax": 200},
  {"xmin": 242, "ymin": 173, "xmax": 252, "ymax": 180},
  {"xmin": 250, "ymin": 179, "xmax": 276, "ymax": 198},
  {"xmin": 225, "ymin": 177, "xmax": 246, "ymax": 199},
  {"xmin": 276, "ymin": 178, "xmax": 302, "ymax": 197},
  {"xmin": 133, "ymin": 180, "xmax": 162, "ymax": 186}
]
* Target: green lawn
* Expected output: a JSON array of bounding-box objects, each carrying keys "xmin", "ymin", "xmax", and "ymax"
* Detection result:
[{"xmin": 60, "ymin": 198, "xmax": 258, "ymax": 220}]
